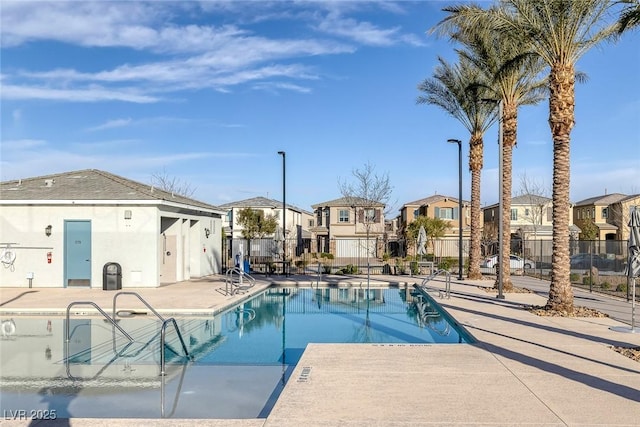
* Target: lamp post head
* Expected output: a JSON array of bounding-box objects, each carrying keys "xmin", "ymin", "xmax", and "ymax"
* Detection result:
[
  {"xmin": 277, "ymin": 151, "xmax": 285, "ymax": 156},
  {"xmin": 447, "ymin": 139, "xmax": 461, "ymax": 145}
]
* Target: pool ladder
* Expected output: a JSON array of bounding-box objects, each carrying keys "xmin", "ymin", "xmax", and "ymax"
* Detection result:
[
  {"xmin": 222, "ymin": 267, "xmax": 256, "ymax": 296},
  {"xmin": 65, "ymin": 291, "xmax": 191, "ymax": 377},
  {"xmin": 418, "ymin": 269, "xmax": 451, "ymax": 299}
]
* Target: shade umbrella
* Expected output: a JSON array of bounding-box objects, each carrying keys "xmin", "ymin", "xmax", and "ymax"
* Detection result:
[
  {"xmin": 273, "ymin": 226, "xmax": 284, "ymax": 258},
  {"xmin": 417, "ymin": 226, "xmax": 427, "ymax": 260},
  {"xmin": 611, "ymin": 205, "xmax": 640, "ymax": 333}
]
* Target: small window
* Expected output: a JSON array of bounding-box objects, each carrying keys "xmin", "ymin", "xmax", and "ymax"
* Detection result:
[
  {"xmin": 308, "ymin": 219, "xmax": 315, "ymax": 227},
  {"xmin": 525, "ymin": 208, "xmax": 530, "ymax": 216},
  {"xmin": 510, "ymin": 209, "xmax": 518, "ymax": 221},
  {"xmin": 413, "ymin": 209, "xmax": 419, "ymax": 218},
  {"xmin": 602, "ymin": 207, "xmax": 608, "ymax": 219},
  {"xmin": 365, "ymin": 208, "xmax": 375, "ymax": 222},
  {"xmin": 339, "ymin": 209, "xmax": 350, "ymax": 223}
]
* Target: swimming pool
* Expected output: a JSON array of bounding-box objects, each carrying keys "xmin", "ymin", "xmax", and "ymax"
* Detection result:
[{"xmin": 0, "ymin": 285, "xmax": 472, "ymax": 420}]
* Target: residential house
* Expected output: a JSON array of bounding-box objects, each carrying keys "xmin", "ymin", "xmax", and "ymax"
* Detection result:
[
  {"xmin": 219, "ymin": 196, "xmax": 313, "ymax": 259},
  {"xmin": 397, "ymin": 194, "xmax": 470, "ymax": 257},
  {"xmin": 573, "ymin": 193, "xmax": 637, "ymax": 241},
  {"xmin": 310, "ymin": 197, "xmax": 385, "ymax": 258},
  {"xmin": 483, "ymin": 194, "xmax": 580, "ymax": 256},
  {"xmin": 0, "ymin": 169, "xmax": 224, "ymax": 288}
]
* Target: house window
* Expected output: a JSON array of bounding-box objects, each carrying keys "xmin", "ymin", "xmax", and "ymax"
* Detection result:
[
  {"xmin": 435, "ymin": 207, "xmax": 457, "ymax": 220},
  {"xmin": 308, "ymin": 219, "xmax": 314, "ymax": 227},
  {"xmin": 602, "ymin": 207, "xmax": 608, "ymax": 219},
  {"xmin": 525, "ymin": 208, "xmax": 530, "ymax": 216},
  {"xmin": 364, "ymin": 208, "xmax": 375, "ymax": 222},
  {"xmin": 413, "ymin": 209, "xmax": 419, "ymax": 218},
  {"xmin": 339, "ymin": 209, "xmax": 350, "ymax": 223},
  {"xmin": 511, "ymin": 209, "xmax": 518, "ymax": 221},
  {"xmin": 226, "ymin": 210, "xmax": 233, "ymax": 223}
]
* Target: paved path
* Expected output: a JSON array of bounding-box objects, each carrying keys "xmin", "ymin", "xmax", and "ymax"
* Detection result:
[{"xmin": 1, "ymin": 273, "xmax": 639, "ymax": 426}]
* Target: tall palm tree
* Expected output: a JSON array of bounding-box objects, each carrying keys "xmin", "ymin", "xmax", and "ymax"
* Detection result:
[
  {"xmin": 467, "ymin": 0, "xmax": 620, "ymax": 312},
  {"xmin": 433, "ymin": 5, "xmax": 547, "ymax": 292},
  {"xmin": 417, "ymin": 55, "xmax": 498, "ymax": 279},
  {"xmin": 617, "ymin": 0, "xmax": 640, "ymax": 33}
]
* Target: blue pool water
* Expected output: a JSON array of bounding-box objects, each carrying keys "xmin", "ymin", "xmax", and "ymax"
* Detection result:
[{"xmin": 0, "ymin": 285, "xmax": 472, "ymax": 419}]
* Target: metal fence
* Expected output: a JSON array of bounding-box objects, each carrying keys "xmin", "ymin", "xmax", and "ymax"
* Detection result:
[{"xmin": 223, "ymin": 237, "xmax": 636, "ymax": 300}]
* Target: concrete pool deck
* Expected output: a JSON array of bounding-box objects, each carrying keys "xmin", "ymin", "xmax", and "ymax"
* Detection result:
[{"xmin": 1, "ymin": 273, "xmax": 639, "ymax": 426}]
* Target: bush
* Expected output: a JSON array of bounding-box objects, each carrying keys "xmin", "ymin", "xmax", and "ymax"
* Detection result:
[
  {"xmin": 339, "ymin": 264, "xmax": 359, "ymax": 275},
  {"xmin": 616, "ymin": 283, "xmax": 628, "ymax": 293},
  {"xmin": 382, "ymin": 252, "xmax": 390, "ymax": 262},
  {"xmin": 582, "ymin": 276, "xmax": 593, "ymax": 286},
  {"xmin": 320, "ymin": 252, "xmax": 334, "ymax": 260},
  {"xmin": 601, "ymin": 281, "xmax": 611, "ymax": 290},
  {"xmin": 570, "ymin": 273, "xmax": 581, "ymax": 283},
  {"xmin": 295, "ymin": 260, "xmax": 308, "ymax": 268},
  {"xmin": 439, "ymin": 257, "xmax": 454, "ymax": 271},
  {"xmin": 410, "ymin": 261, "xmax": 419, "ymax": 275}
]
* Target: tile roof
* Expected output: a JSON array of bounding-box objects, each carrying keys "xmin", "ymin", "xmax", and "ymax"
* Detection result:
[
  {"xmin": 403, "ymin": 194, "xmax": 468, "ymax": 206},
  {"xmin": 0, "ymin": 169, "xmax": 222, "ymax": 212},
  {"xmin": 574, "ymin": 193, "xmax": 628, "ymax": 206},
  {"xmin": 218, "ymin": 196, "xmax": 310, "ymax": 214},
  {"xmin": 311, "ymin": 196, "xmax": 385, "ymax": 209}
]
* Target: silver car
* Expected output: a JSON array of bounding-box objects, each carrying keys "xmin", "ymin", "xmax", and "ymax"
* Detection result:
[{"xmin": 483, "ymin": 254, "xmax": 535, "ymax": 269}]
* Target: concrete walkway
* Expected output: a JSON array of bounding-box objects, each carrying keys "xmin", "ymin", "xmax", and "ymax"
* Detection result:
[{"xmin": 1, "ymin": 273, "xmax": 639, "ymax": 426}]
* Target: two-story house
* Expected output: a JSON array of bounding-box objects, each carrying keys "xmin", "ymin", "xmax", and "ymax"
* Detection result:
[
  {"xmin": 483, "ymin": 194, "xmax": 580, "ymax": 256},
  {"xmin": 219, "ymin": 196, "xmax": 313, "ymax": 259},
  {"xmin": 397, "ymin": 194, "xmax": 470, "ymax": 257},
  {"xmin": 573, "ymin": 193, "xmax": 635, "ymax": 241},
  {"xmin": 310, "ymin": 197, "xmax": 385, "ymax": 258}
]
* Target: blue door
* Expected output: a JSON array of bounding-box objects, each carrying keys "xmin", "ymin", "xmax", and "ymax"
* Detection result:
[{"xmin": 64, "ymin": 220, "xmax": 91, "ymax": 287}]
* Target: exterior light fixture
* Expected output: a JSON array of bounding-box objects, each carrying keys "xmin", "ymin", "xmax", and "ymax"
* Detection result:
[{"xmin": 45, "ymin": 225, "xmax": 52, "ymax": 237}]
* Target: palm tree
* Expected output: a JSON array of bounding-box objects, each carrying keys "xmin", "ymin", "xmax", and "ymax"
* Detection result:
[
  {"xmin": 433, "ymin": 5, "xmax": 547, "ymax": 291},
  {"xmin": 472, "ymin": 0, "xmax": 620, "ymax": 312},
  {"xmin": 617, "ymin": 0, "xmax": 640, "ymax": 33},
  {"xmin": 417, "ymin": 55, "xmax": 498, "ymax": 279}
]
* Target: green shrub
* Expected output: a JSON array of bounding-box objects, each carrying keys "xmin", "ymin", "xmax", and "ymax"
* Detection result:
[
  {"xmin": 582, "ymin": 276, "xmax": 593, "ymax": 286},
  {"xmin": 616, "ymin": 283, "xmax": 628, "ymax": 293},
  {"xmin": 601, "ymin": 281, "xmax": 611, "ymax": 290},
  {"xmin": 295, "ymin": 260, "xmax": 308, "ymax": 268},
  {"xmin": 570, "ymin": 273, "xmax": 580, "ymax": 282},
  {"xmin": 382, "ymin": 252, "xmax": 390, "ymax": 262},
  {"xmin": 339, "ymin": 264, "xmax": 358, "ymax": 275},
  {"xmin": 410, "ymin": 261, "xmax": 419, "ymax": 275},
  {"xmin": 320, "ymin": 252, "xmax": 334, "ymax": 260},
  {"xmin": 439, "ymin": 257, "xmax": 453, "ymax": 271}
]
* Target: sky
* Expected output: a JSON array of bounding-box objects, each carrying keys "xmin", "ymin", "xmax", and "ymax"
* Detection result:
[{"xmin": 1, "ymin": 0, "xmax": 639, "ymax": 215}]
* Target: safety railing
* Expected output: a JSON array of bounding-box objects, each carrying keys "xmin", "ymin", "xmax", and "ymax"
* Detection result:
[
  {"xmin": 65, "ymin": 301, "xmax": 134, "ymax": 380},
  {"xmin": 223, "ymin": 267, "xmax": 256, "ymax": 296},
  {"xmin": 112, "ymin": 291, "xmax": 191, "ymax": 376},
  {"xmin": 419, "ymin": 269, "xmax": 451, "ymax": 299}
]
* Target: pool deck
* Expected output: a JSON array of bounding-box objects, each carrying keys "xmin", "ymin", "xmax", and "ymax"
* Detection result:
[{"xmin": 1, "ymin": 273, "xmax": 639, "ymax": 426}]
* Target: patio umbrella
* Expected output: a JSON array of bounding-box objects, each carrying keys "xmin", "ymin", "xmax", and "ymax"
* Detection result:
[
  {"xmin": 274, "ymin": 226, "xmax": 284, "ymax": 258},
  {"xmin": 612, "ymin": 205, "xmax": 640, "ymax": 333},
  {"xmin": 417, "ymin": 225, "xmax": 427, "ymax": 259}
]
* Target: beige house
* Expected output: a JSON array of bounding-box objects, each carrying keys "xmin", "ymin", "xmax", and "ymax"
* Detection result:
[
  {"xmin": 397, "ymin": 194, "xmax": 470, "ymax": 257},
  {"xmin": 573, "ymin": 193, "xmax": 640, "ymax": 241},
  {"xmin": 310, "ymin": 197, "xmax": 385, "ymax": 258}
]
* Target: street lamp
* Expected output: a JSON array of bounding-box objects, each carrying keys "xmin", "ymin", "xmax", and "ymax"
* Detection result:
[
  {"xmin": 277, "ymin": 151, "xmax": 286, "ymax": 264},
  {"xmin": 496, "ymin": 100, "xmax": 505, "ymax": 299},
  {"xmin": 448, "ymin": 139, "xmax": 463, "ymax": 281}
]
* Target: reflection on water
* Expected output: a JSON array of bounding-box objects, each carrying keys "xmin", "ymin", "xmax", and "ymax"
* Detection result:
[{"xmin": 0, "ymin": 285, "xmax": 467, "ymax": 419}]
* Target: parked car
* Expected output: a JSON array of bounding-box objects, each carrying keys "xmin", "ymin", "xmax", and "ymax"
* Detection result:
[
  {"xmin": 482, "ymin": 254, "xmax": 535, "ymax": 269},
  {"xmin": 570, "ymin": 253, "xmax": 611, "ymax": 270}
]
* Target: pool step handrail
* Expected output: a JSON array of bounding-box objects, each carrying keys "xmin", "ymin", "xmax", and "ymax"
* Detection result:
[
  {"xmin": 65, "ymin": 301, "xmax": 135, "ymax": 380},
  {"xmin": 112, "ymin": 291, "xmax": 191, "ymax": 375},
  {"xmin": 418, "ymin": 269, "xmax": 451, "ymax": 299},
  {"xmin": 223, "ymin": 267, "xmax": 256, "ymax": 296}
]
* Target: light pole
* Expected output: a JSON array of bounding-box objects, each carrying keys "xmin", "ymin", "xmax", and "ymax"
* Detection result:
[
  {"xmin": 497, "ymin": 100, "xmax": 505, "ymax": 299},
  {"xmin": 448, "ymin": 139, "xmax": 463, "ymax": 281},
  {"xmin": 277, "ymin": 151, "xmax": 286, "ymax": 266}
]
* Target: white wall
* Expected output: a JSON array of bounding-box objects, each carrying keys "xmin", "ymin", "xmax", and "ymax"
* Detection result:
[{"xmin": 0, "ymin": 204, "xmax": 222, "ymax": 288}]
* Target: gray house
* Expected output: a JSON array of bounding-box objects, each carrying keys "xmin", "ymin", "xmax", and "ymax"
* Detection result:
[{"xmin": 0, "ymin": 169, "xmax": 224, "ymax": 288}]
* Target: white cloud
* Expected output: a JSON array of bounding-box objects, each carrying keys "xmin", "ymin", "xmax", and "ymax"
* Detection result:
[
  {"xmin": 1, "ymin": 84, "xmax": 160, "ymax": 103},
  {"xmin": 86, "ymin": 118, "xmax": 133, "ymax": 132},
  {"xmin": 0, "ymin": 138, "xmax": 47, "ymax": 151}
]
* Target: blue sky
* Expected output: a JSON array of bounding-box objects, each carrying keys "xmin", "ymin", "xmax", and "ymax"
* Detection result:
[{"xmin": 1, "ymin": 1, "xmax": 639, "ymax": 214}]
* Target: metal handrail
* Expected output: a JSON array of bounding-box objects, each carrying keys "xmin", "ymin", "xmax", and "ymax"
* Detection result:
[
  {"xmin": 112, "ymin": 291, "xmax": 190, "ymax": 375},
  {"xmin": 225, "ymin": 267, "xmax": 256, "ymax": 295},
  {"xmin": 112, "ymin": 291, "xmax": 165, "ymax": 321},
  {"xmin": 419, "ymin": 269, "xmax": 451, "ymax": 299},
  {"xmin": 65, "ymin": 301, "xmax": 134, "ymax": 380},
  {"xmin": 160, "ymin": 317, "xmax": 191, "ymax": 376}
]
